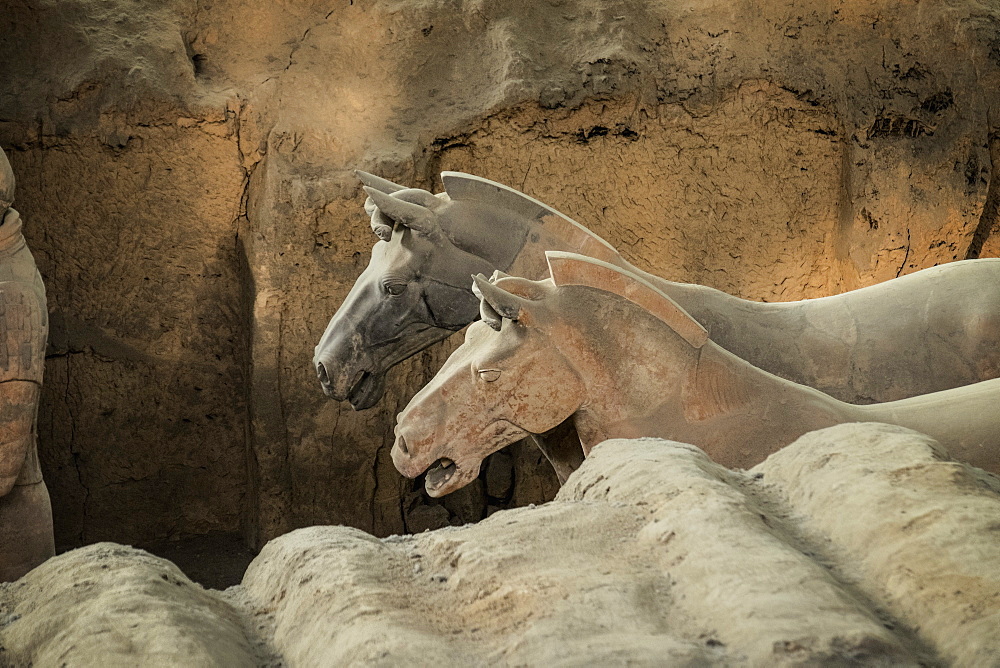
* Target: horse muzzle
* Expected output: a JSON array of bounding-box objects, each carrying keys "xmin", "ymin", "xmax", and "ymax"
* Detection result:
[
  {"xmin": 314, "ymin": 355, "xmax": 387, "ymax": 410},
  {"xmin": 391, "ymin": 431, "xmax": 428, "ymax": 479}
]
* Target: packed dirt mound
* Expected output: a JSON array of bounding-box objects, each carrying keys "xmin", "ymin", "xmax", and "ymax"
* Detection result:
[
  {"xmin": 0, "ymin": 544, "xmax": 262, "ymax": 667},
  {"xmin": 3, "ymin": 423, "xmax": 997, "ymax": 666}
]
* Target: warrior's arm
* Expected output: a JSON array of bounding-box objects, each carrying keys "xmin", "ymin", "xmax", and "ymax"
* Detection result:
[{"xmin": 0, "ymin": 381, "xmax": 39, "ymax": 496}]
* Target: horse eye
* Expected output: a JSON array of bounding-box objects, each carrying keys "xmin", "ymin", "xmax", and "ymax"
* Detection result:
[
  {"xmin": 478, "ymin": 368, "xmax": 501, "ymax": 382},
  {"xmin": 374, "ymin": 226, "xmax": 392, "ymax": 242},
  {"xmin": 385, "ymin": 282, "xmax": 406, "ymax": 296}
]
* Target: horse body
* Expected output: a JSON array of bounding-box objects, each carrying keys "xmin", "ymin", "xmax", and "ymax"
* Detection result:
[
  {"xmin": 858, "ymin": 380, "xmax": 1000, "ymax": 474},
  {"xmin": 569, "ymin": 319, "xmax": 1000, "ymax": 474},
  {"xmin": 392, "ymin": 253, "xmax": 1000, "ymax": 496},
  {"xmin": 679, "ymin": 260, "xmax": 1000, "ymax": 404}
]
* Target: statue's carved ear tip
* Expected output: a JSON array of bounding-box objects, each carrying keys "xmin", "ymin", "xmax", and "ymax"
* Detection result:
[
  {"xmin": 355, "ymin": 170, "xmax": 406, "ymax": 193},
  {"xmin": 356, "ymin": 172, "xmax": 380, "ymax": 189},
  {"xmin": 361, "ymin": 184, "xmax": 400, "ymax": 204},
  {"xmin": 361, "ymin": 186, "xmax": 438, "ymax": 232},
  {"xmin": 471, "ymin": 273, "xmax": 489, "ymax": 298}
]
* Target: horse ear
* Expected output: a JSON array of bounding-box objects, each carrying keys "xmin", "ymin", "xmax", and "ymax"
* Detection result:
[
  {"xmin": 472, "ymin": 274, "xmax": 529, "ymax": 324},
  {"xmin": 363, "ymin": 187, "xmax": 439, "ymax": 235},
  {"xmin": 355, "ymin": 170, "xmax": 406, "ymax": 194},
  {"xmin": 545, "ymin": 251, "xmax": 709, "ymax": 348},
  {"xmin": 472, "ymin": 278, "xmax": 503, "ymax": 331}
]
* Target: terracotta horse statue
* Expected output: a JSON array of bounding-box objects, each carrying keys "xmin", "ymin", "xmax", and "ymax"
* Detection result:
[
  {"xmin": 391, "ymin": 252, "xmax": 1000, "ymax": 497},
  {"xmin": 0, "ymin": 147, "xmax": 54, "ymax": 581},
  {"xmin": 315, "ymin": 171, "xmax": 1000, "ymax": 415}
]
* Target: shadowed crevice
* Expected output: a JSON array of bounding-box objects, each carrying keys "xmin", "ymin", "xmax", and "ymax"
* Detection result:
[{"xmin": 966, "ymin": 135, "xmax": 1000, "ymax": 259}]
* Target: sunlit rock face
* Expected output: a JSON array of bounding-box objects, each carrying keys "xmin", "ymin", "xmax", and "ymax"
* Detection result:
[
  {"xmin": 3, "ymin": 425, "xmax": 998, "ymax": 665},
  {"xmin": 1, "ymin": 0, "xmax": 999, "ymax": 546}
]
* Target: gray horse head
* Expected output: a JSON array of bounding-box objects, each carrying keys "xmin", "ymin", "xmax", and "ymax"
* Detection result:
[{"xmin": 314, "ymin": 171, "xmax": 547, "ymax": 409}]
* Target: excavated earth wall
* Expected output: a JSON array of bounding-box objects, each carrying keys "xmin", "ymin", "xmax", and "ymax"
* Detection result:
[
  {"xmin": 1, "ymin": 0, "xmax": 999, "ymax": 547},
  {"xmin": 2, "ymin": 425, "xmax": 999, "ymax": 665}
]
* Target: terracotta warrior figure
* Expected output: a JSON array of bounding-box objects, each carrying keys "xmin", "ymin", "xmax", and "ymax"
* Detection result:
[
  {"xmin": 0, "ymin": 147, "xmax": 54, "ymax": 581},
  {"xmin": 392, "ymin": 252, "xmax": 1000, "ymax": 497},
  {"xmin": 315, "ymin": 171, "xmax": 1000, "ymax": 411}
]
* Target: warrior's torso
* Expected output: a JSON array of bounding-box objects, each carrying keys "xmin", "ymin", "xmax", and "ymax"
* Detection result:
[{"xmin": 0, "ymin": 209, "xmax": 48, "ymax": 486}]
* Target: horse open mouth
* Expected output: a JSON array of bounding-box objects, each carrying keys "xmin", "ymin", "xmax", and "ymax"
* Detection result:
[
  {"xmin": 347, "ymin": 370, "xmax": 385, "ymax": 411},
  {"xmin": 424, "ymin": 457, "xmax": 457, "ymax": 494}
]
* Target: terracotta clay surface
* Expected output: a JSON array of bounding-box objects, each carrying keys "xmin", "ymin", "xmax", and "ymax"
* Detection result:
[
  {"xmin": 0, "ymin": 149, "xmax": 53, "ymax": 582},
  {"xmin": 2, "ymin": 425, "xmax": 998, "ymax": 665},
  {"xmin": 394, "ymin": 252, "xmax": 1000, "ymax": 495}
]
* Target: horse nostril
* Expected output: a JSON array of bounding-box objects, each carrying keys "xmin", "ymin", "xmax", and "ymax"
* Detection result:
[
  {"xmin": 397, "ymin": 434, "xmax": 409, "ymax": 455},
  {"xmin": 316, "ymin": 361, "xmax": 330, "ymax": 385}
]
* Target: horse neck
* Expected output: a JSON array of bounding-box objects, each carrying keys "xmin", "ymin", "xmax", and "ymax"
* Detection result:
[
  {"xmin": 554, "ymin": 303, "xmax": 700, "ymax": 452},
  {"xmin": 437, "ymin": 203, "xmax": 615, "ymax": 279},
  {"xmin": 507, "ymin": 213, "xmax": 626, "ymax": 280},
  {"xmin": 505, "ymin": 212, "xmax": 745, "ymax": 320},
  {"xmin": 566, "ymin": 314, "xmax": 850, "ymax": 454}
]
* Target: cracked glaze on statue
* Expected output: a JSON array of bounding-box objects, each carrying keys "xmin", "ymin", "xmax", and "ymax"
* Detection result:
[
  {"xmin": 0, "ymin": 147, "xmax": 53, "ymax": 581},
  {"xmin": 315, "ymin": 172, "xmax": 1000, "ymax": 417},
  {"xmin": 393, "ymin": 252, "xmax": 1000, "ymax": 497}
]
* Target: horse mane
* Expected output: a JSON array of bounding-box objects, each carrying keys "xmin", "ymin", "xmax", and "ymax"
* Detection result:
[
  {"xmin": 441, "ymin": 172, "xmax": 621, "ymax": 264},
  {"xmin": 545, "ymin": 251, "xmax": 709, "ymax": 348}
]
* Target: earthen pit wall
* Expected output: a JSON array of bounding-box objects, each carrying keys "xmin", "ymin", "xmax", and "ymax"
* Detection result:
[{"xmin": 5, "ymin": 122, "xmax": 249, "ymax": 549}]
